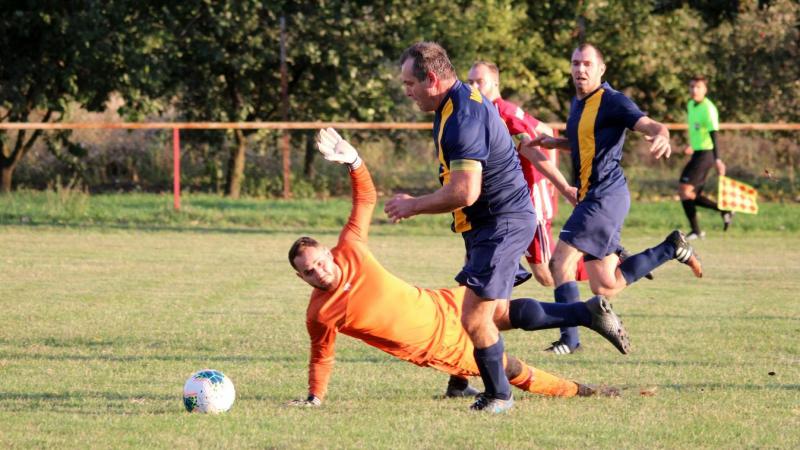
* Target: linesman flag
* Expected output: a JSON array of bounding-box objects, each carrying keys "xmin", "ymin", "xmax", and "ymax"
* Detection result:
[{"xmin": 718, "ymin": 175, "xmax": 759, "ymax": 214}]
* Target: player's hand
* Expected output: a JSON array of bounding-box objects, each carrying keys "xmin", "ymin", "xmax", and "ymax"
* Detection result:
[
  {"xmin": 316, "ymin": 128, "xmax": 360, "ymax": 165},
  {"xmin": 715, "ymin": 158, "xmax": 726, "ymax": 177},
  {"xmin": 287, "ymin": 394, "xmax": 321, "ymax": 407},
  {"xmin": 384, "ymin": 193, "xmax": 417, "ymax": 223},
  {"xmin": 683, "ymin": 145, "xmax": 694, "ymax": 156},
  {"xmin": 645, "ymin": 134, "xmax": 671, "ymax": 159},
  {"xmin": 528, "ymin": 134, "xmax": 557, "ymax": 149},
  {"xmin": 563, "ymin": 186, "xmax": 578, "ymax": 206}
]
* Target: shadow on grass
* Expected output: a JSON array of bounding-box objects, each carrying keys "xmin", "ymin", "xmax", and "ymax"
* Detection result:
[
  {"xmin": 0, "ymin": 220, "xmax": 339, "ymax": 236},
  {"xmin": 0, "ymin": 351, "xmax": 399, "ymax": 365},
  {"xmin": 619, "ymin": 382, "xmax": 800, "ymax": 393},
  {"xmin": 0, "ymin": 220, "xmax": 448, "ymax": 237},
  {"xmin": 622, "ymin": 313, "xmax": 799, "ymax": 322}
]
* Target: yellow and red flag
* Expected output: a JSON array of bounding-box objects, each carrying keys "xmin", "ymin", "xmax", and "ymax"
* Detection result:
[{"xmin": 718, "ymin": 176, "xmax": 759, "ymax": 214}]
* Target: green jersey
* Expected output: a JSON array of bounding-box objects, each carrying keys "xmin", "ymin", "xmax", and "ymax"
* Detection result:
[{"xmin": 687, "ymin": 97, "xmax": 719, "ymax": 151}]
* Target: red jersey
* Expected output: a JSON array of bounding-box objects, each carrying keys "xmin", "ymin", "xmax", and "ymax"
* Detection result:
[{"xmin": 493, "ymin": 97, "xmax": 558, "ymax": 222}]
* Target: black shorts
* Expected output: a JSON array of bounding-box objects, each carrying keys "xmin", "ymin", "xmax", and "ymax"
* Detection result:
[{"xmin": 679, "ymin": 150, "xmax": 715, "ymax": 188}]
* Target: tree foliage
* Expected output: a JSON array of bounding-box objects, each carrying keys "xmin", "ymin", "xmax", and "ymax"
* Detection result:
[{"xmin": 1, "ymin": 0, "xmax": 798, "ymax": 193}]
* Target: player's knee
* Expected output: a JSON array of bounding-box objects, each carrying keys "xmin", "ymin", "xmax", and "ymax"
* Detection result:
[{"xmin": 678, "ymin": 184, "xmax": 696, "ymax": 200}]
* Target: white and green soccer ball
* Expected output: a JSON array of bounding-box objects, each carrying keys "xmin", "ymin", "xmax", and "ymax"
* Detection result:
[{"xmin": 182, "ymin": 369, "xmax": 236, "ymax": 413}]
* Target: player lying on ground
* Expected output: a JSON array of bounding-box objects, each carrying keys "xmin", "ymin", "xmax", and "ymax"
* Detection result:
[{"xmin": 286, "ymin": 129, "xmax": 629, "ymax": 407}]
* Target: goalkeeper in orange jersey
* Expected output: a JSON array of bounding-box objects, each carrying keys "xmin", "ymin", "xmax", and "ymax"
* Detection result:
[{"xmin": 286, "ymin": 128, "xmax": 629, "ymax": 407}]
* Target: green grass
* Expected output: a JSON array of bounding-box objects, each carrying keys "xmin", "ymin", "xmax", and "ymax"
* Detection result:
[
  {"xmin": 1, "ymin": 220, "xmax": 799, "ymax": 449},
  {"xmin": 2, "ymin": 190, "xmax": 800, "ymax": 234}
]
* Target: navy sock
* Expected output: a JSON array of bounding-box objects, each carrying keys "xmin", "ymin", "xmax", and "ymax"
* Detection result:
[
  {"xmin": 681, "ymin": 199, "xmax": 701, "ymax": 233},
  {"xmin": 618, "ymin": 241, "xmax": 675, "ymax": 284},
  {"xmin": 509, "ymin": 298, "xmax": 591, "ymax": 330},
  {"xmin": 553, "ymin": 282, "xmax": 581, "ymax": 349},
  {"xmin": 473, "ymin": 337, "xmax": 511, "ymax": 400}
]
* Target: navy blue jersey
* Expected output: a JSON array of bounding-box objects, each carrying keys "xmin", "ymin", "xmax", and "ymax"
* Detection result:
[
  {"xmin": 565, "ymin": 82, "xmax": 644, "ymax": 201},
  {"xmin": 433, "ymin": 80, "xmax": 534, "ymax": 233}
]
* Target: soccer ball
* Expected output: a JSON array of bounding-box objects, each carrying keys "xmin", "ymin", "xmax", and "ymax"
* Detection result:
[{"xmin": 182, "ymin": 369, "xmax": 236, "ymax": 413}]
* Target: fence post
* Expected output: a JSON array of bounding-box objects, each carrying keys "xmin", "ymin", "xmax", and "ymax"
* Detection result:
[
  {"xmin": 173, "ymin": 128, "xmax": 181, "ymax": 211},
  {"xmin": 280, "ymin": 16, "xmax": 291, "ymax": 199}
]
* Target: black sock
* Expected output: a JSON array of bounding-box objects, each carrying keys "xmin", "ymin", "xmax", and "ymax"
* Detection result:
[
  {"xmin": 695, "ymin": 194, "xmax": 720, "ymax": 211},
  {"xmin": 681, "ymin": 200, "xmax": 701, "ymax": 233}
]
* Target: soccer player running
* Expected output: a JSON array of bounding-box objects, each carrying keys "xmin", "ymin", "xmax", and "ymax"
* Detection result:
[
  {"xmin": 384, "ymin": 42, "xmax": 569, "ymax": 412},
  {"xmin": 287, "ymin": 128, "xmax": 629, "ymax": 407},
  {"xmin": 467, "ymin": 60, "xmax": 589, "ymax": 287},
  {"xmin": 679, "ymin": 75, "xmax": 733, "ymax": 240},
  {"xmin": 523, "ymin": 43, "xmax": 703, "ymax": 355}
]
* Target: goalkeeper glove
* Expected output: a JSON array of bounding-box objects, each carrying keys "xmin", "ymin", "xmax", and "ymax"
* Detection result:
[{"xmin": 316, "ymin": 128, "xmax": 361, "ymax": 169}]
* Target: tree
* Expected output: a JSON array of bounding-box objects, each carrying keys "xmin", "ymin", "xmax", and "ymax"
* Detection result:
[{"xmin": 0, "ymin": 1, "xmax": 171, "ymax": 192}]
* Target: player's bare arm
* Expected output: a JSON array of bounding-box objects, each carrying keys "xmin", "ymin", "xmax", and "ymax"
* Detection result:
[
  {"xmin": 518, "ymin": 141, "xmax": 577, "ymax": 206},
  {"xmin": 634, "ymin": 117, "xmax": 672, "ymax": 159},
  {"xmin": 384, "ymin": 168, "xmax": 481, "ymax": 222},
  {"xmin": 530, "ymin": 133, "xmax": 571, "ymax": 151}
]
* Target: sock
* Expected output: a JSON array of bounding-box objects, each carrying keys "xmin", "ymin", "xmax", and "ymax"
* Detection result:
[
  {"xmin": 695, "ymin": 193, "xmax": 720, "ymax": 211},
  {"xmin": 447, "ymin": 375, "xmax": 469, "ymax": 391},
  {"xmin": 509, "ymin": 298, "xmax": 591, "ymax": 330},
  {"xmin": 681, "ymin": 199, "xmax": 701, "ymax": 233},
  {"xmin": 508, "ymin": 362, "xmax": 578, "ymax": 397},
  {"xmin": 474, "ymin": 337, "xmax": 511, "ymax": 400},
  {"xmin": 554, "ymin": 282, "xmax": 581, "ymax": 349},
  {"xmin": 618, "ymin": 241, "xmax": 675, "ymax": 284}
]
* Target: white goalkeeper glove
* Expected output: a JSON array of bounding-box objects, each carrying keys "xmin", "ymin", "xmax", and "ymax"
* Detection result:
[
  {"xmin": 287, "ymin": 394, "xmax": 322, "ymax": 407},
  {"xmin": 316, "ymin": 128, "xmax": 362, "ymax": 169}
]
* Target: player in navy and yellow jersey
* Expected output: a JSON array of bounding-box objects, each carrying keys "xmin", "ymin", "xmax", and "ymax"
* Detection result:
[
  {"xmin": 525, "ymin": 44, "xmax": 703, "ymax": 355},
  {"xmin": 286, "ymin": 128, "xmax": 628, "ymax": 407},
  {"xmin": 384, "ymin": 42, "xmax": 535, "ymax": 413},
  {"xmin": 467, "ymin": 60, "xmax": 589, "ymax": 287},
  {"xmin": 679, "ymin": 75, "xmax": 733, "ymax": 240}
]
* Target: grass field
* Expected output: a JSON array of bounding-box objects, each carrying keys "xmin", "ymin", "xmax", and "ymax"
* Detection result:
[{"xmin": 1, "ymin": 196, "xmax": 799, "ymax": 448}]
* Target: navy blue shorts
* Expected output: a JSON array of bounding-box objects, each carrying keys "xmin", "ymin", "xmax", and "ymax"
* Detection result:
[
  {"xmin": 456, "ymin": 216, "xmax": 536, "ymax": 300},
  {"xmin": 559, "ymin": 192, "xmax": 630, "ymax": 260}
]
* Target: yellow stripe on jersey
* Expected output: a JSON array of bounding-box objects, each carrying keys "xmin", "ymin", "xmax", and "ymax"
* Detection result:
[
  {"xmin": 469, "ymin": 86, "xmax": 483, "ymax": 103},
  {"xmin": 577, "ymin": 89, "xmax": 604, "ymax": 200},
  {"xmin": 436, "ymin": 98, "xmax": 472, "ymax": 233},
  {"xmin": 437, "ymin": 99, "xmax": 455, "ymax": 185},
  {"xmin": 450, "ymin": 159, "xmax": 482, "ymax": 172}
]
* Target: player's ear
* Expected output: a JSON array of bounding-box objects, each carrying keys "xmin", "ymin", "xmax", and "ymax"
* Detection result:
[
  {"xmin": 426, "ymin": 70, "xmax": 438, "ymax": 86},
  {"xmin": 599, "ymin": 62, "xmax": 606, "ymax": 77}
]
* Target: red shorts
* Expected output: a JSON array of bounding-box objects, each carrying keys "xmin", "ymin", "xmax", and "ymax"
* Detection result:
[
  {"xmin": 525, "ymin": 220, "xmax": 552, "ymax": 265},
  {"xmin": 525, "ymin": 221, "xmax": 589, "ymax": 281}
]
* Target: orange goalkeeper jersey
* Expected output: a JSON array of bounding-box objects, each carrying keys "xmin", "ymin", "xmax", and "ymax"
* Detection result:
[{"xmin": 305, "ymin": 164, "xmax": 475, "ymax": 399}]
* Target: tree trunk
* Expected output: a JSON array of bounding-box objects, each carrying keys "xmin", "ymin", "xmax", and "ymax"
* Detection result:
[
  {"xmin": 224, "ymin": 129, "xmax": 247, "ymax": 199},
  {"xmin": 0, "ymin": 164, "xmax": 14, "ymax": 193}
]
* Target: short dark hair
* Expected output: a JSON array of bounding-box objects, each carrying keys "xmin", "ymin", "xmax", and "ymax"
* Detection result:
[
  {"xmin": 400, "ymin": 42, "xmax": 457, "ymax": 82},
  {"xmin": 574, "ymin": 43, "xmax": 604, "ymax": 64},
  {"xmin": 472, "ymin": 60, "xmax": 500, "ymax": 83},
  {"xmin": 288, "ymin": 236, "xmax": 320, "ymax": 270},
  {"xmin": 690, "ymin": 75, "xmax": 708, "ymax": 85}
]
